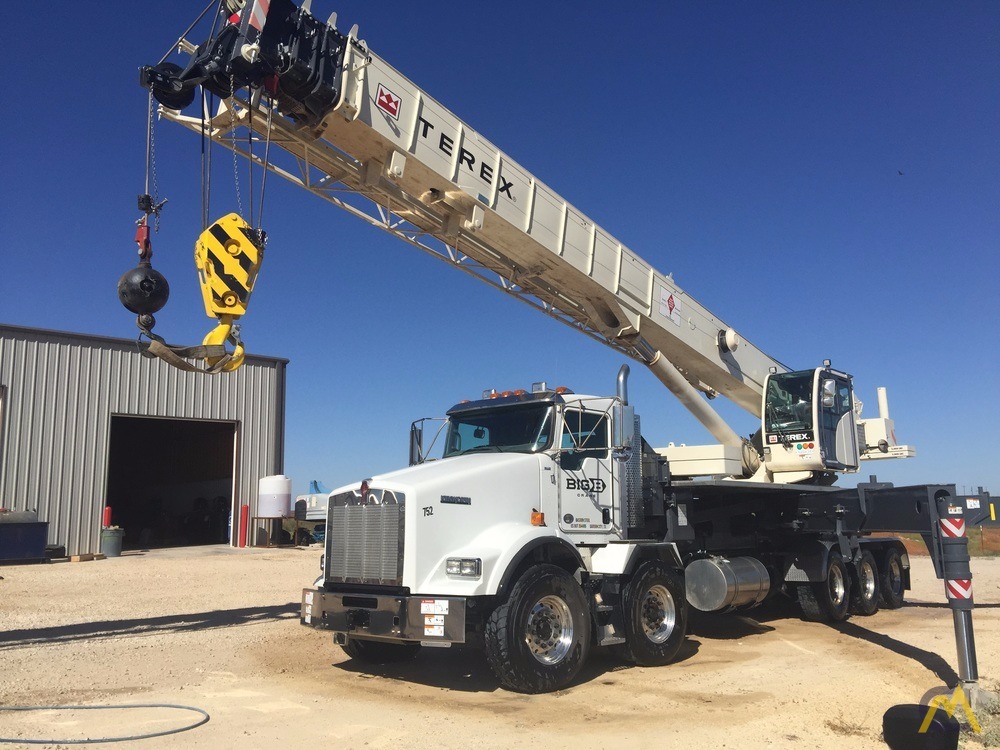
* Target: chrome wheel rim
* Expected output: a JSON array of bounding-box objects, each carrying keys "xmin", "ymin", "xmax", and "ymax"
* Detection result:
[
  {"xmin": 525, "ymin": 595, "xmax": 573, "ymax": 664},
  {"xmin": 888, "ymin": 558, "xmax": 903, "ymax": 595},
  {"xmin": 640, "ymin": 584, "xmax": 676, "ymax": 644},
  {"xmin": 860, "ymin": 560, "xmax": 877, "ymax": 601},
  {"xmin": 829, "ymin": 564, "xmax": 846, "ymax": 606}
]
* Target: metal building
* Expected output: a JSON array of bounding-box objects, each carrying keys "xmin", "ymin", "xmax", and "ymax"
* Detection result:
[{"xmin": 0, "ymin": 324, "xmax": 287, "ymax": 556}]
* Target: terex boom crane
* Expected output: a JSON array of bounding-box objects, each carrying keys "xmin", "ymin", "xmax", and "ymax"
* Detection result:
[{"xmin": 141, "ymin": 0, "xmax": 985, "ymax": 695}]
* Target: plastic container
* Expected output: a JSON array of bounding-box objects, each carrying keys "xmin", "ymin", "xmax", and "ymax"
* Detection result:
[
  {"xmin": 100, "ymin": 527, "xmax": 124, "ymax": 558},
  {"xmin": 258, "ymin": 475, "xmax": 292, "ymax": 517}
]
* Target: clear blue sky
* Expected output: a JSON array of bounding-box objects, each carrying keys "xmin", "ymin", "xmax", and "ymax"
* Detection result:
[{"xmin": 1, "ymin": 2, "xmax": 997, "ymax": 497}]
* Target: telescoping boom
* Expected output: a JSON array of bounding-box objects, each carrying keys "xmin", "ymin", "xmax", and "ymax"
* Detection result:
[{"xmin": 141, "ymin": 0, "xmax": 910, "ymax": 483}]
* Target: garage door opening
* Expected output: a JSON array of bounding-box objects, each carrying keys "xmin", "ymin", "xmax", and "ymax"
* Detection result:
[{"xmin": 107, "ymin": 416, "xmax": 237, "ymax": 550}]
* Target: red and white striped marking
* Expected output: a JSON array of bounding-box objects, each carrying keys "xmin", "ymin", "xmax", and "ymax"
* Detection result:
[
  {"xmin": 248, "ymin": 0, "xmax": 270, "ymax": 32},
  {"xmin": 946, "ymin": 579, "xmax": 973, "ymax": 599},
  {"xmin": 940, "ymin": 518, "xmax": 967, "ymax": 538}
]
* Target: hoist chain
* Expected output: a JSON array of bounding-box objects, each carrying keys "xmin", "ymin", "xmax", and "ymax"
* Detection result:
[{"xmin": 229, "ymin": 74, "xmax": 245, "ymax": 220}]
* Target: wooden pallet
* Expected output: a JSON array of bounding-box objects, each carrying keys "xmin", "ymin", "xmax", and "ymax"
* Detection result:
[{"xmin": 68, "ymin": 553, "xmax": 107, "ymax": 563}]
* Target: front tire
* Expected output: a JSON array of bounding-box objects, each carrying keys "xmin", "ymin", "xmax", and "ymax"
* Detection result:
[
  {"xmin": 341, "ymin": 637, "xmax": 421, "ymax": 664},
  {"xmin": 797, "ymin": 550, "xmax": 851, "ymax": 622},
  {"xmin": 485, "ymin": 564, "xmax": 591, "ymax": 693},
  {"xmin": 616, "ymin": 560, "xmax": 688, "ymax": 666}
]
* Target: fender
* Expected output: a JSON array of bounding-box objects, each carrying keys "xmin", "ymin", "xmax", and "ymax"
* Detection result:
[
  {"xmin": 783, "ymin": 538, "xmax": 837, "ymax": 584},
  {"xmin": 590, "ymin": 542, "xmax": 683, "ymax": 576},
  {"xmin": 492, "ymin": 533, "xmax": 584, "ymax": 599}
]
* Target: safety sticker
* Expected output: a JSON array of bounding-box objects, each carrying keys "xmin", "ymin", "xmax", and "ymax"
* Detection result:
[
  {"xmin": 420, "ymin": 599, "xmax": 449, "ymax": 615},
  {"xmin": 967, "ymin": 498, "xmax": 981, "ymax": 509},
  {"xmin": 658, "ymin": 287, "xmax": 682, "ymax": 327},
  {"xmin": 424, "ymin": 625, "xmax": 445, "ymax": 637},
  {"xmin": 424, "ymin": 615, "xmax": 444, "ymax": 627},
  {"xmin": 940, "ymin": 518, "xmax": 967, "ymax": 538},
  {"xmin": 946, "ymin": 579, "xmax": 973, "ymax": 600},
  {"xmin": 947, "ymin": 505, "xmax": 963, "ymax": 515}
]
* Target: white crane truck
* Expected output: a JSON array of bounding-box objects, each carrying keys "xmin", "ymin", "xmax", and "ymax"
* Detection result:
[{"xmin": 141, "ymin": 0, "xmax": 985, "ymax": 694}]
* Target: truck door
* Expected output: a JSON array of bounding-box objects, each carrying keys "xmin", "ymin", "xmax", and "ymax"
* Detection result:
[
  {"xmin": 818, "ymin": 375, "xmax": 859, "ymax": 470},
  {"xmin": 557, "ymin": 407, "xmax": 616, "ymax": 535}
]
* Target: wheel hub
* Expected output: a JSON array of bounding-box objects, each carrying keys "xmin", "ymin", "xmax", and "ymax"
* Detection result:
[
  {"xmin": 888, "ymin": 559, "xmax": 903, "ymax": 594},
  {"xmin": 639, "ymin": 584, "xmax": 676, "ymax": 644},
  {"xmin": 829, "ymin": 565, "xmax": 846, "ymax": 606},
  {"xmin": 860, "ymin": 561, "xmax": 877, "ymax": 600},
  {"xmin": 525, "ymin": 595, "xmax": 573, "ymax": 665}
]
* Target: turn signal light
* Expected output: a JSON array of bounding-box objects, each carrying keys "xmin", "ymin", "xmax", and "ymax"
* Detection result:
[{"xmin": 531, "ymin": 511, "xmax": 545, "ymax": 526}]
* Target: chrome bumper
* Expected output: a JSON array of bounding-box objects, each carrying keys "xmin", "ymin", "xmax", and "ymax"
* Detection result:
[{"xmin": 300, "ymin": 588, "xmax": 467, "ymax": 644}]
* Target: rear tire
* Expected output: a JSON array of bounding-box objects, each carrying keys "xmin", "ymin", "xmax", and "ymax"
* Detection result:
[
  {"xmin": 797, "ymin": 550, "xmax": 851, "ymax": 622},
  {"xmin": 849, "ymin": 550, "xmax": 880, "ymax": 616},
  {"xmin": 616, "ymin": 560, "xmax": 687, "ymax": 666},
  {"xmin": 485, "ymin": 564, "xmax": 591, "ymax": 693},
  {"xmin": 879, "ymin": 546, "xmax": 906, "ymax": 609},
  {"xmin": 341, "ymin": 637, "xmax": 421, "ymax": 664}
]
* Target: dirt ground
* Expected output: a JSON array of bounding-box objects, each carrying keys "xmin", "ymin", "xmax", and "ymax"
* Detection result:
[{"xmin": 1, "ymin": 546, "xmax": 998, "ymax": 750}]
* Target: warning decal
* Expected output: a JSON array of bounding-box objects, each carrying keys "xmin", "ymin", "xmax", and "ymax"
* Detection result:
[
  {"xmin": 940, "ymin": 518, "xmax": 967, "ymax": 538},
  {"xmin": 946, "ymin": 579, "xmax": 973, "ymax": 599},
  {"xmin": 420, "ymin": 599, "xmax": 449, "ymax": 615},
  {"xmin": 658, "ymin": 287, "xmax": 682, "ymax": 326}
]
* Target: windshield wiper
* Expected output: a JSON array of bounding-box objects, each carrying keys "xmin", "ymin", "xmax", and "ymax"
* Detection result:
[{"xmin": 765, "ymin": 403, "xmax": 793, "ymax": 446}]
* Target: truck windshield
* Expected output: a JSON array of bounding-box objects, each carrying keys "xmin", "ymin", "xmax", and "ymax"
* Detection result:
[
  {"xmin": 765, "ymin": 371, "xmax": 815, "ymax": 432},
  {"xmin": 443, "ymin": 404, "xmax": 554, "ymax": 457}
]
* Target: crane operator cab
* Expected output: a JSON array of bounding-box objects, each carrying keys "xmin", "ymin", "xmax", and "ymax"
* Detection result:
[{"xmin": 762, "ymin": 367, "xmax": 860, "ymax": 475}]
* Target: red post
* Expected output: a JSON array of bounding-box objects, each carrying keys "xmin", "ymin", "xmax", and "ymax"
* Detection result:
[
  {"xmin": 238, "ymin": 504, "xmax": 250, "ymax": 548},
  {"xmin": 103, "ymin": 506, "xmax": 112, "ymax": 528}
]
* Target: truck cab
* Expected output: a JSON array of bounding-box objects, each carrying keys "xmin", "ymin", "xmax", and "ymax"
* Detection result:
[
  {"xmin": 302, "ymin": 376, "xmax": 691, "ymax": 692},
  {"xmin": 314, "ymin": 383, "xmax": 636, "ymax": 601}
]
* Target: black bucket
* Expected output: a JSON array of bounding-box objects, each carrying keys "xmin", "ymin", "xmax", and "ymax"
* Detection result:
[{"xmin": 883, "ymin": 703, "xmax": 959, "ymax": 750}]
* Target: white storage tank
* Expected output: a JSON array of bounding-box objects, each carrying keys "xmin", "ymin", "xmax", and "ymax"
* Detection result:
[{"xmin": 258, "ymin": 475, "xmax": 292, "ymax": 517}]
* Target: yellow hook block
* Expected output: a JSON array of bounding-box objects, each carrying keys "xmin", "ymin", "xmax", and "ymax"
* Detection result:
[
  {"xmin": 194, "ymin": 214, "xmax": 264, "ymax": 372},
  {"xmin": 195, "ymin": 213, "xmax": 264, "ymax": 320}
]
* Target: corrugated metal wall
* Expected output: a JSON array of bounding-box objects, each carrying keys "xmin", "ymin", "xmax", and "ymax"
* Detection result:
[{"xmin": 0, "ymin": 324, "xmax": 287, "ymax": 556}]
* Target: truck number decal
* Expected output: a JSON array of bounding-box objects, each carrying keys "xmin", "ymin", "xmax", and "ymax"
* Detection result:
[{"xmin": 423, "ymin": 506, "xmax": 434, "ymax": 517}]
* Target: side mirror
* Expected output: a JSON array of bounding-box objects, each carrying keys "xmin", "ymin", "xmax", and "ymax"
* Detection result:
[
  {"xmin": 612, "ymin": 403, "xmax": 635, "ymax": 461},
  {"xmin": 409, "ymin": 423, "xmax": 423, "ymax": 466},
  {"xmin": 821, "ymin": 379, "xmax": 836, "ymax": 409}
]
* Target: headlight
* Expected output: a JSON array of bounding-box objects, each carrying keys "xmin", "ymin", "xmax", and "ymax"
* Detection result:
[{"xmin": 445, "ymin": 557, "xmax": 482, "ymax": 577}]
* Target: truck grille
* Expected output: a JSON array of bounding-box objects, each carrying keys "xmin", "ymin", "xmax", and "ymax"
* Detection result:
[{"xmin": 325, "ymin": 490, "xmax": 404, "ymax": 585}]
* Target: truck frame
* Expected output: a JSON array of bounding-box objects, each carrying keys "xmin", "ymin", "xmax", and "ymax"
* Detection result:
[{"xmin": 140, "ymin": 0, "xmax": 985, "ymax": 695}]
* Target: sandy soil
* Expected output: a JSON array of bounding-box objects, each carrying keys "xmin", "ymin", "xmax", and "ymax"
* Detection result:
[{"xmin": 1, "ymin": 546, "xmax": 997, "ymax": 749}]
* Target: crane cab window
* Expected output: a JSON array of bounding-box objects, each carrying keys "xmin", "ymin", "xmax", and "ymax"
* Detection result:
[
  {"xmin": 560, "ymin": 410, "xmax": 609, "ymax": 470},
  {"xmin": 765, "ymin": 371, "xmax": 815, "ymax": 432}
]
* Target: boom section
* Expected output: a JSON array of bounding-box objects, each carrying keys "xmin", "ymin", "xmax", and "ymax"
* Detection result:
[{"xmin": 148, "ymin": 0, "xmax": 787, "ymax": 414}]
